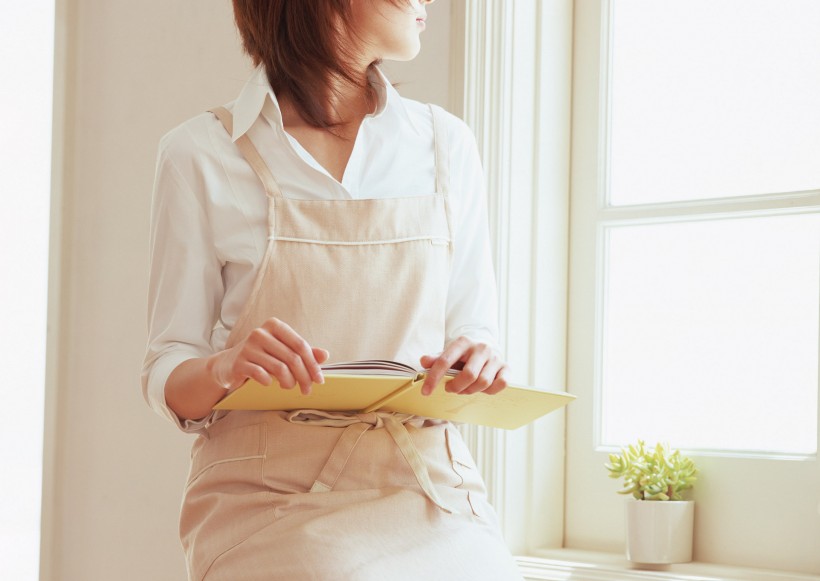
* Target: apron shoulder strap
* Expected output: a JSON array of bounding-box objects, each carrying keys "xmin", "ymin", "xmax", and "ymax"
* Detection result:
[
  {"xmin": 429, "ymin": 104, "xmax": 451, "ymax": 197},
  {"xmin": 209, "ymin": 106, "xmax": 284, "ymax": 201},
  {"xmin": 429, "ymin": 104, "xmax": 455, "ymax": 257}
]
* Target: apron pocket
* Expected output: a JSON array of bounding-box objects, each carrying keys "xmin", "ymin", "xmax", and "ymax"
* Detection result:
[
  {"xmin": 445, "ymin": 426, "xmax": 485, "ymax": 517},
  {"xmin": 185, "ymin": 422, "xmax": 267, "ymax": 491},
  {"xmin": 181, "ymin": 422, "xmax": 272, "ymax": 581}
]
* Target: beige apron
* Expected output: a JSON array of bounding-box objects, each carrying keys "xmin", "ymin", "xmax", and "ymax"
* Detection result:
[{"xmin": 179, "ymin": 105, "xmax": 523, "ymax": 581}]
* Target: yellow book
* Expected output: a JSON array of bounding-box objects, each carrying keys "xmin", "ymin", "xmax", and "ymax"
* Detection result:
[{"xmin": 213, "ymin": 360, "xmax": 575, "ymax": 430}]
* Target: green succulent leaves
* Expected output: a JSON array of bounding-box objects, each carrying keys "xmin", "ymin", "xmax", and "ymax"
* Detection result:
[{"xmin": 605, "ymin": 440, "xmax": 697, "ymax": 501}]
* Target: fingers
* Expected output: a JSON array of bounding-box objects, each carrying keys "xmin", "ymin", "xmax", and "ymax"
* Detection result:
[
  {"xmin": 313, "ymin": 347, "xmax": 330, "ymax": 365},
  {"xmin": 240, "ymin": 337, "xmax": 300, "ymax": 389},
  {"xmin": 453, "ymin": 359, "xmax": 495, "ymax": 395},
  {"xmin": 238, "ymin": 318, "xmax": 327, "ymax": 395},
  {"xmin": 421, "ymin": 337, "xmax": 509, "ymax": 396},
  {"xmin": 444, "ymin": 341, "xmax": 494, "ymax": 394},
  {"xmin": 483, "ymin": 364, "xmax": 509, "ymax": 395},
  {"xmin": 453, "ymin": 358, "xmax": 509, "ymax": 395},
  {"xmin": 267, "ymin": 319, "xmax": 330, "ymax": 393},
  {"xmin": 420, "ymin": 337, "xmax": 469, "ymax": 395},
  {"xmin": 419, "ymin": 354, "xmax": 437, "ymax": 369},
  {"xmin": 458, "ymin": 362, "xmax": 509, "ymax": 395}
]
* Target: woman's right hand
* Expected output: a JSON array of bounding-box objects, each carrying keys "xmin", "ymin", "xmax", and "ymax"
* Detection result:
[{"xmin": 206, "ymin": 318, "xmax": 329, "ymax": 395}]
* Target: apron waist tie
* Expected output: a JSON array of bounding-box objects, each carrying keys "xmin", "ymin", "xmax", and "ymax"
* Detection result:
[{"xmin": 287, "ymin": 410, "xmax": 456, "ymax": 514}]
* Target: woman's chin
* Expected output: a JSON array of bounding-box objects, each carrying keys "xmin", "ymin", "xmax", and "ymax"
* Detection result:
[{"xmin": 383, "ymin": 43, "xmax": 422, "ymax": 63}]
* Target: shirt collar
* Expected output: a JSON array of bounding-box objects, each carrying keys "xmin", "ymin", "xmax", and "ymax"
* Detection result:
[{"xmin": 230, "ymin": 64, "xmax": 419, "ymax": 141}]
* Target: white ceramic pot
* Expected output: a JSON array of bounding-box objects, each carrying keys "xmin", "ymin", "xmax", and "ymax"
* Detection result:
[{"xmin": 625, "ymin": 499, "xmax": 694, "ymax": 564}]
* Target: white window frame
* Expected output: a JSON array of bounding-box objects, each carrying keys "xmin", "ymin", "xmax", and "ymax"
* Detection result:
[
  {"xmin": 564, "ymin": 0, "xmax": 820, "ymax": 574},
  {"xmin": 451, "ymin": 0, "xmax": 573, "ymax": 554},
  {"xmin": 452, "ymin": 0, "xmax": 820, "ymax": 578}
]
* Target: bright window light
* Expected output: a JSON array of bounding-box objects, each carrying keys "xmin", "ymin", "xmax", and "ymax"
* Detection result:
[
  {"xmin": 609, "ymin": 0, "xmax": 820, "ymax": 205},
  {"xmin": 0, "ymin": 2, "xmax": 55, "ymax": 580},
  {"xmin": 600, "ymin": 213, "xmax": 820, "ymax": 455}
]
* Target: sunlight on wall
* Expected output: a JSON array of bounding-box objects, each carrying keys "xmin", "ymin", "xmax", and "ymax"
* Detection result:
[{"xmin": 0, "ymin": 2, "xmax": 54, "ymax": 579}]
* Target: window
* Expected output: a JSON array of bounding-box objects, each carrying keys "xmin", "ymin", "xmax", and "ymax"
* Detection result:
[
  {"xmin": 0, "ymin": 3, "xmax": 55, "ymax": 580},
  {"xmin": 565, "ymin": 0, "xmax": 820, "ymax": 573},
  {"xmin": 601, "ymin": 214, "xmax": 818, "ymax": 456}
]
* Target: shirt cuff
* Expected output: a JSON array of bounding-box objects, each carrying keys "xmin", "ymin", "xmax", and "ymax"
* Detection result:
[{"xmin": 142, "ymin": 351, "xmax": 216, "ymax": 434}]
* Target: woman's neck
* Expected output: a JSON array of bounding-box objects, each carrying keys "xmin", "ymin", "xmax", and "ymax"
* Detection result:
[{"xmin": 280, "ymin": 65, "xmax": 376, "ymax": 130}]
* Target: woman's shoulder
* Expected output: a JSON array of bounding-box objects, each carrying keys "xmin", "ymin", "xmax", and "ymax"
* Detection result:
[
  {"xmin": 400, "ymin": 96, "xmax": 468, "ymax": 129},
  {"xmin": 398, "ymin": 96, "xmax": 476, "ymax": 150},
  {"xmin": 156, "ymin": 106, "xmax": 234, "ymax": 167}
]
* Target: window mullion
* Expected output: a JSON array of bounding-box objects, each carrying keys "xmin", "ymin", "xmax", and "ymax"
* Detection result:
[{"xmin": 457, "ymin": 0, "xmax": 574, "ymax": 555}]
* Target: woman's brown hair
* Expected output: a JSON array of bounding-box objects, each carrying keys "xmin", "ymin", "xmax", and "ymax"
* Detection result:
[{"xmin": 232, "ymin": 0, "xmax": 405, "ymax": 129}]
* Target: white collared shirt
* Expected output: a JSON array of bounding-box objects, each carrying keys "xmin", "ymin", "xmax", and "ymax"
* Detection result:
[{"xmin": 142, "ymin": 65, "xmax": 499, "ymax": 430}]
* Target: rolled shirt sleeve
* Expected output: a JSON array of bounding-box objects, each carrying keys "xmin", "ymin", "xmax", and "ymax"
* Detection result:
[
  {"xmin": 443, "ymin": 118, "xmax": 501, "ymax": 352},
  {"xmin": 141, "ymin": 133, "xmax": 224, "ymax": 433}
]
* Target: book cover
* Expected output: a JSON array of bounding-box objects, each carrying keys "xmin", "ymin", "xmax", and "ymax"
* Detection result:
[{"xmin": 213, "ymin": 360, "xmax": 575, "ymax": 430}]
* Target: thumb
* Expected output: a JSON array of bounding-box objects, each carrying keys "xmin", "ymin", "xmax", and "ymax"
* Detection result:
[
  {"xmin": 419, "ymin": 353, "xmax": 439, "ymax": 369},
  {"xmin": 313, "ymin": 347, "xmax": 330, "ymax": 364}
]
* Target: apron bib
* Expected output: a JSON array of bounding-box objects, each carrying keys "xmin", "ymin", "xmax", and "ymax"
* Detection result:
[{"xmin": 178, "ymin": 105, "xmax": 523, "ymax": 581}]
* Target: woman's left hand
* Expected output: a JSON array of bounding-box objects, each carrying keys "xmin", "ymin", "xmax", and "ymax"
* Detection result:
[{"xmin": 419, "ymin": 336, "xmax": 510, "ymax": 396}]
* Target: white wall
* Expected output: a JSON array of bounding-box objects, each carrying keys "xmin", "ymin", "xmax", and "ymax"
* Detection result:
[{"xmin": 43, "ymin": 1, "xmax": 453, "ymax": 579}]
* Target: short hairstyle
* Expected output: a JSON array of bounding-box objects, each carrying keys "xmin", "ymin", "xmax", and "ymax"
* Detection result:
[{"xmin": 232, "ymin": 0, "xmax": 404, "ymax": 129}]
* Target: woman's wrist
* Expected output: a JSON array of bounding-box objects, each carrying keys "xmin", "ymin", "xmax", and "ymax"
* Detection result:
[
  {"xmin": 204, "ymin": 350, "xmax": 234, "ymax": 390},
  {"xmin": 166, "ymin": 356, "xmax": 234, "ymax": 421}
]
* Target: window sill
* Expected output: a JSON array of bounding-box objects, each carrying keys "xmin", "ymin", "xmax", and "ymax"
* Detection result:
[{"xmin": 515, "ymin": 549, "xmax": 820, "ymax": 581}]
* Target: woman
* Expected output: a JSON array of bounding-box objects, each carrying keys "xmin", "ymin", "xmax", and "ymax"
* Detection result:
[{"xmin": 142, "ymin": 1, "xmax": 523, "ymax": 579}]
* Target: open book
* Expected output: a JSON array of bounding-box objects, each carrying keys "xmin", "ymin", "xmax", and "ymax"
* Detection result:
[{"xmin": 213, "ymin": 360, "xmax": 575, "ymax": 430}]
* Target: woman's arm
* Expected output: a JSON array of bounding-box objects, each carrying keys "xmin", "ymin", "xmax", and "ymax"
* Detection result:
[
  {"xmin": 165, "ymin": 319, "xmax": 329, "ymax": 422},
  {"xmin": 420, "ymin": 119, "xmax": 509, "ymax": 395},
  {"xmin": 143, "ymin": 136, "xmax": 327, "ymax": 428},
  {"xmin": 142, "ymin": 140, "xmax": 227, "ymax": 429}
]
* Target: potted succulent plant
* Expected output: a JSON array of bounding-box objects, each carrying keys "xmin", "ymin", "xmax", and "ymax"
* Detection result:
[{"xmin": 605, "ymin": 440, "xmax": 698, "ymax": 564}]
